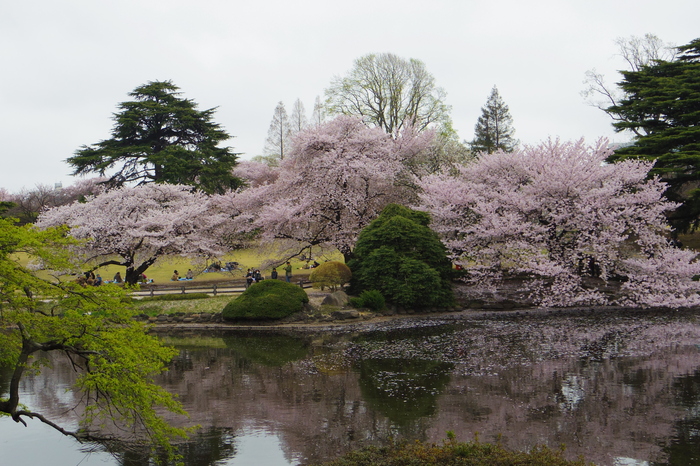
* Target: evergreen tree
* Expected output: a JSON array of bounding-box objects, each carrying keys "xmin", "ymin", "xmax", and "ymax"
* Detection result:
[
  {"xmin": 348, "ymin": 204, "xmax": 454, "ymax": 309},
  {"xmin": 263, "ymin": 101, "xmax": 292, "ymax": 161},
  {"xmin": 67, "ymin": 80, "xmax": 241, "ymax": 194},
  {"xmin": 470, "ymin": 86, "xmax": 517, "ymax": 154},
  {"xmin": 606, "ymin": 38, "xmax": 700, "ymax": 231}
]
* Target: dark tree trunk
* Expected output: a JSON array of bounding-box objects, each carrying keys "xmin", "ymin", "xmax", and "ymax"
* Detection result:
[{"xmin": 124, "ymin": 257, "xmax": 158, "ymax": 286}]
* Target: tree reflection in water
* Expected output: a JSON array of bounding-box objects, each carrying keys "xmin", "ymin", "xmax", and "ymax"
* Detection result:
[{"xmin": 2, "ymin": 311, "xmax": 700, "ymax": 465}]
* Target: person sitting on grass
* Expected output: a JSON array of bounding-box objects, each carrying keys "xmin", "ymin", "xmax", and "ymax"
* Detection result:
[
  {"xmin": 186, "ymin": 269, "xmax": 194, "ymax": 280},
  {"xmin": 171, "ymin": 270, "xmax": 179, "ymax": 281}
]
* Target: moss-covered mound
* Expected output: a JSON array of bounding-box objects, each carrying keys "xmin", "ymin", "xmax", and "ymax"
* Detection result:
[{"xmin": 222, "ymin": 280, "xmax": 309, "ymax": 321}]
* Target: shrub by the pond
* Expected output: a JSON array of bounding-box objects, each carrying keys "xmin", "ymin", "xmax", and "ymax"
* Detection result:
[
  {"xmin": 309, "ymin": 261, "xmax": 352, "ymax": 291},
  {"xmin": 314, "ymin": 437, "xmax": 588, "ymax": 466},
  {"xmin": 348, "ymin": 204, "xmax": 454, "ymax": 309},
  {"xmin": 349, "ymin": 290, "xmax": 386, "ymax": 312},
  {"xmin": 222, "ymin": 280, "xmax": 309, "ymax": 321}
]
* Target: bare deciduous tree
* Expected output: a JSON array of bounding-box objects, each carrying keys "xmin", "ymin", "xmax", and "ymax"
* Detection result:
[
  {"xmin": 582, "ymin": 33, "xmax": 677, "ymax": 137},
  {"xmin": 263, "ymin": 101, "xmax": 292, "ymax": 161},
  {"xmin": 325, "ymin": 53, "xmax": 451, "ymax": 136}
]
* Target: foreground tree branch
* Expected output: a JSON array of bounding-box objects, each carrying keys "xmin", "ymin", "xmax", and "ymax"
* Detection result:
[{"xmin": 0, "ymin": 217, "xmax": 189, "ymax": 459}]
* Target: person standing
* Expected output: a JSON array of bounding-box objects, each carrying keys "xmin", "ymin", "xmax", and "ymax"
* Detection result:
[
  {"xmin": 271, "ymin": 267, "xmax": 278, "ymax": 280},
  {"xmin": 284, "ymin": 262, "xmax": 292, "ymax": 283}
]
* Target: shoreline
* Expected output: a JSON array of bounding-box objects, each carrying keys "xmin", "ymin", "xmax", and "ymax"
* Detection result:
[{"xmin": 146, "ymin": 304, "xmax": 700, "ymax": 335}]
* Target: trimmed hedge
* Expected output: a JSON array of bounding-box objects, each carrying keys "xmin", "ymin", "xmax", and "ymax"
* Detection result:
[{"xmin": 222, "ymin": 280, "xmax": 309, "ymax": 321}]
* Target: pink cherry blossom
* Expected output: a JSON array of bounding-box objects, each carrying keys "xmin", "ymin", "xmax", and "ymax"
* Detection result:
[
  {"xmin": 217, "ymin": 116, "xmax": 433, "ymax": 262},
  {"xmin": 420, "ymin": 138, "xmax": 700, "ymax": 307},
  {"xmin": 37, "ymin": 184, "xmax": 229, "ymax": 284}
]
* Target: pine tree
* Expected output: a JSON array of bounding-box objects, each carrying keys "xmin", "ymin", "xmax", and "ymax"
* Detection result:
[
  {"xmin": 607, "ymin": 38, "xmax": 700, "ymax": 231},
  {"xmin": 263, "ymin": 101, "xmax": 292, "ymax": 161},
  {"xmin": 66, "ymin": 80, "xmax": 241, "ymax": 194},
  {"xmin": 470, "ymin": 86, "xmax": 517, "ymax": 154}
]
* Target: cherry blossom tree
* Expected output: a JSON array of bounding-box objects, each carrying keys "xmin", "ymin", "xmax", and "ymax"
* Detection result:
[
  {"xmin": 3, "ymin": 177, "xmax": 107, "ymax": 224},
  {"xmin": 232, "ymin": 160, "xmax": 280, "ymax": 188},
  {"xmin": 217, "ymin": 115, "xmax": 433, "ymax": 262},
  {"xmin": 37, "ymin": 184, "xmax": 229, "ymax": 285},
  {"xmin": 419, "ymin": 138, "xmax": 700, "ymax": 307}
]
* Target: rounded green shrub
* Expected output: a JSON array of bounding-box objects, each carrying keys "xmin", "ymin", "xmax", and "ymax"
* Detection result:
[
  {"xmin": 350, "ymin": 290, "xmax": 386, "ymax": 311},
  {"xmin": 222, "ymin": 280, "xmax": 309, "ymax": 321},
  {"xmin": 348, "ymin": 204, "xmax": 454, "ymax": 309},
  {"xmin": 309, "ymin": 261, "xmax": 352, "ymax": 291}
]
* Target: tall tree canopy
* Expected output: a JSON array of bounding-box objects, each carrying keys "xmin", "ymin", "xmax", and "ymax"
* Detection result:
[
  {"xmin": 289, "ymin": 98, "xmax": 308, "ymax": 134},
  {"xmin": 36, "ymin": 184, "xmax": 229, "ymax": 285},
  {"xmin": 67, "ymin": 80, "xmax": 241, "ymax": 194},
  {"xmin": 325, "ymin": 53, "xmax": 452, "ymax": 136},
  {"xmin": 0, "ymin": 217, "xmax": 186, "ymax": 453},
  {"xmin": 420, "ymin": 139, "xmax": 700, "ymax": 308},
  {"xmin": 263, "ymin": 101, "xmax": 292, "ymax": 162},
  {"xmin": 606, "ymin": 38, "xmax": 700, "ymax": 230},
  {"xmin": 470, "ymin": 86, "xmax": 517, "ymax": 154},
  {"xmin": 218, "ymin": 116, "xmax": 433, "ymax": 263}
]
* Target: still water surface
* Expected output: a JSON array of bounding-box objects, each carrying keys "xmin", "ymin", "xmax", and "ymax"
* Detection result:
[{"xmin": 2, "ymin": 310, "xmax": 700, "ymax": 466}]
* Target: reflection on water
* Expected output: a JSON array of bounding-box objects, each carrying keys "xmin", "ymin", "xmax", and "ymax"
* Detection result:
[{"xmin": 2, "ymin": 311, "xmax": 700, "ymax": 465}]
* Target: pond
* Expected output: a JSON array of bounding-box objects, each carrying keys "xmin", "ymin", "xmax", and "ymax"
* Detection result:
[{"xmin": 2, "ymin": 309, "xmax": 700, "ymax": 465}]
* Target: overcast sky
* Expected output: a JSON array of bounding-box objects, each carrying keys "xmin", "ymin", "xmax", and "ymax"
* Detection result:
[{"xmin": 1, "ymin": 0, "xmax": 697, "ymax": 192}]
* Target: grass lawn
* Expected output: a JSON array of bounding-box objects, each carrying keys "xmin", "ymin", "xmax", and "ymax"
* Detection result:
[
  {"xmin": 19, "ymin": 245, "xmax": 343, "ymax": 285},
  {"xmin": 97, "ymin": 246, "xmax": 342, "ymax": 284}
]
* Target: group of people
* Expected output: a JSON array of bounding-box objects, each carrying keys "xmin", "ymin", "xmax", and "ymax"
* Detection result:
[
  {"xmin": 80, "ymin": 261, "xmax": 298, "ymax": 288},
  {"xmin": 171, "ymin": 269, "xmax": 195, "ymax": 281},
  {"xmin": 245, "ymin": 269, "xmax": 264, "ymax": 287},
  {"xmin": 245, "ymin": 262, "xmax": 294, "ymax": 287},
  {"xmin": 271, "ymin": 262, "xmax": 294, "ymax": 282},
  {"xmin": 77, "ymin": 271, "xmax": 103, "ymax": 286}
]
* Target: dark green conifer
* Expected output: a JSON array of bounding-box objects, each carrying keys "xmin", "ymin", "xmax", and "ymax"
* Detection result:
[
  {"xmin": 67, "ymin": 80, "xmax": 241, "ymax": 194},
  {"xmin": 470, "ymin": 86, "xmax": 517, "ymax": 154},
  {"xmin": 348, "ymin": 204, "xmax": 454, "ymax": 309},
  {"xmin": 607, "ymin": 38, "xmax": 700, "ymax": 230}
]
